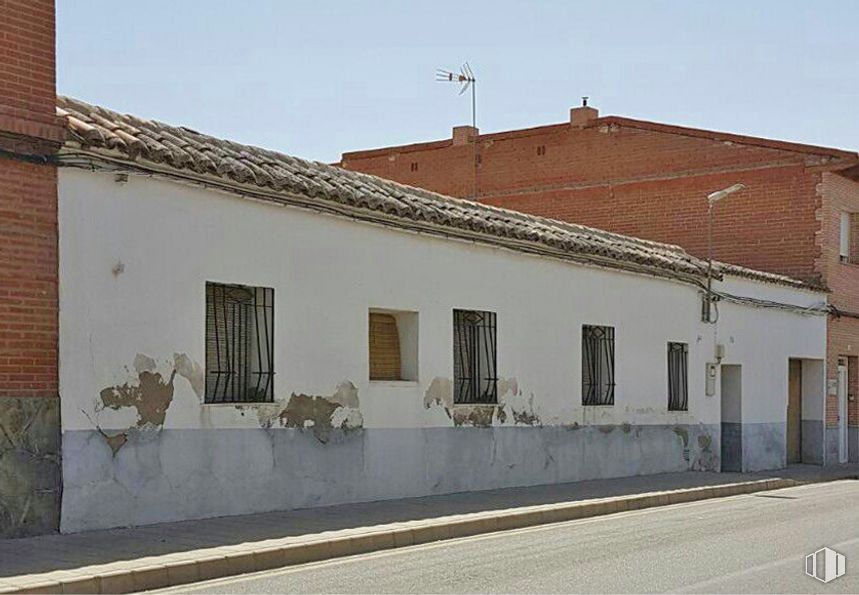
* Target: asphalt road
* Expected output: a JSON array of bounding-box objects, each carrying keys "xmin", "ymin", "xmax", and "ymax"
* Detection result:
[{"xmin": 160, "ymin": 480, "xmax": 859, "ymax": 593}]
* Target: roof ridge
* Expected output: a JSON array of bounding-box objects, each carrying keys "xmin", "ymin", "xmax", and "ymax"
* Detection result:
[{"xmin": 342, "ymin": 114, "xmax": 858, "ymax": 163}]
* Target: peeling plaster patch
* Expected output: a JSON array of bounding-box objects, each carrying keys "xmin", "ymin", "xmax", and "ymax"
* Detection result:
[
  {"xmin": 497, "ymin": 380, "xmax": 541, "ymax": 427},
  {"xmin": 330, "ymin": 381, "xmax": 360, "ymax": 408},
  {"xmin": 173, "ymin": 353, "xmax": 204, "ymax": 398},
  {"xmin": 133, "ymin": 354, "xmax": 156, "ymax": 375},
  {"xmin": 452, "ymin": 406, "xmax": 496, "ymax": 428},
  {"xmin": 257, "ymin": 381, "xmax": 363, "ymax": 443},
  {"xmin": 103, "ymin": 432, "xmax": 128, "ymax": 456},
  {"xmin": 621, "ymin": 422, "xmax": 632, "ymax": 434},
  {"xmin": 423, "ymin": 377, "xmax": 453, "ymax": 413},
  {"xmin": 511, "ymin": 394, "xmax": 540, "ymax": 426},
  {"xmin": 672, "ymin": 426, "xmax": 689, "ymax": 447},
  {"xmin": 691, "ymin": 432, "xmax": 718, "ymax": 471},
  {"xmin": 280, "ymin": 394, "xmax": 339, "ymax": 442},
  {"xmin": 91, "ymin": 353, "xmax": 181, "ymax": 455},
  {"xmin": 331, "ymin": 406, "xmax": 363, "ymax": 429},
  {"xmin": 598, "ymin": 425, "xmax": 615, "ymax": 434},
  {"xmin": 496, "ymin": 378, "xmax": 519, "ymax": 400},
  {"xmin": 99, "ymin": 368, "xmax": 177, "ymax": 430}
]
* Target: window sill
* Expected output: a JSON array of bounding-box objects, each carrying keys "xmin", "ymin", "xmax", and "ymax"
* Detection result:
[
  {"xmin": 369, "ymin": 380, "xmax": 419, "ymax": 386},
  {"xmin": 581, "ymin": 404, "xmax": 615, "ymax": 408}
]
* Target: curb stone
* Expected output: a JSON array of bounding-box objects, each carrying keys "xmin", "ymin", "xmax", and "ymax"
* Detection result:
[{"xmin": 0, "ymin": 478, "xmax": 802, "ymax": 594}]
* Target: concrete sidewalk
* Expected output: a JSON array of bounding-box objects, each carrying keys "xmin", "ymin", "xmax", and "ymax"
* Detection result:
[{"xmin": 0, "ymin": 464, "xmax": 856, "ymax": 594}]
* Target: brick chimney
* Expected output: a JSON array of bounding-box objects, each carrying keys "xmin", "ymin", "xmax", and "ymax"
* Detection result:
[
  {"xmin": 0, "ymin": 0, "xmax": 63, "ymax": 538},
  {"xmin": 570, "ymin": 97, "xmax": 599, "ymax": 127},
  {"xmin": 452, "ymin": 125, "xmax": 479, "ymax": 145}
]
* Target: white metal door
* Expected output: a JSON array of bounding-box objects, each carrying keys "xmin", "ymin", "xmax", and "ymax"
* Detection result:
[{"xmin": 838, "ymin": 364, "xmax": 848, "ymax": 464}]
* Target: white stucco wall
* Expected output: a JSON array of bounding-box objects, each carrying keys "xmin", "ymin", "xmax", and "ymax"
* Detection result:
[{"xmin": 57, "ymin": 168, "xmax": 827, "ymax": 531}]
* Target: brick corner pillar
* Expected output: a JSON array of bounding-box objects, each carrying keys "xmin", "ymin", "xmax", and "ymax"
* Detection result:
[{"xmin": 0, "ymin": 0, "xmax": 65, "ymax": 538}]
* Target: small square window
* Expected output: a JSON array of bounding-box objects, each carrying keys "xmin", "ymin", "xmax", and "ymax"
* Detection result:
[
  {"xmin": 205, "ymin": 282, "xmax": 274, "ymax": 403},
  {"xmin": 582, "ymin": 325, "xmax": 615, "ymax": 406},
  {"xmin": 369, "ymin": 310, "xmax": 418, "ymax": 381},
  {"xmin": 668, "ymin": 342, "xmax": 689, "ymax": 411},
  {"xmin": 453, "ymin": 309, "xmax": 497, "ymax": 404}
]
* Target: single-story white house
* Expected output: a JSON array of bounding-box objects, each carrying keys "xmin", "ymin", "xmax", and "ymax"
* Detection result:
[{"xmin": 55, "ymin": 97, "xmax": 828, "ymax": 532}]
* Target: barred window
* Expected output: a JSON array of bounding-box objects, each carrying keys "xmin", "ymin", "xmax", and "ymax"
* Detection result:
[
  {"xmin": 582, "ymin": 325, "xmax": 615, "ymax": 406},
  {"xmin": 453, "ymin": 309, "xmax": 497, "ymax": 404},
  {"xmin": 668, "ymin": 342, "xmax": 689, "ymax": 411},
  {"xmin": 205, "ymin": 282, "xmax": 274, "ymax": 403}
]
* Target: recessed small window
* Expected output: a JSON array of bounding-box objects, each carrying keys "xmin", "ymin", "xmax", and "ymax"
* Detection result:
[
  {"xmin": 668, "ymin": 342, "xmax": 689, "ymax": 411},
  {"xmin": 205, "ymin": 282, "xmax": 274, "ymax": 403},
  {"xmin": 369, "ymin": 310, "xmax": 418, "ymax": 381},
  {"xmin": 410, "ymin": 162, "xmax": 419, "ymax": 172},
  {"xmin": 536, "ymin": 145, "xmax": 546, "ymax": 156},
  {"xmin": 582, "ymin": 325, "xmax": 615, "ymax": 406}
]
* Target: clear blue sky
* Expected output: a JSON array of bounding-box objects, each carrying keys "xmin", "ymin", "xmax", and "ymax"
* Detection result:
[{"xmin": 57, "ymin": 1, "xmax": 858, "ymax": 163}]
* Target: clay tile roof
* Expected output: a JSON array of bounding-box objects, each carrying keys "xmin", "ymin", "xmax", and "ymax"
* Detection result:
[{"xmin": 55, "ymin": 96, "xmax": 810, "ymax": 288}]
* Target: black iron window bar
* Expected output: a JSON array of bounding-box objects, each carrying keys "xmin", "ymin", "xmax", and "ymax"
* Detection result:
[
  {"xmin": 205, "ymin": 282, "xmax": 274, "ymax": 403},
  {"xmin": 667, "ymin": 342, "xmax": 689, "ymax": 411},
  {"xmin": 582, "ymin": 325, "xmax": 615, "ymax": 406},
  {"xmin": 454, "ymin": 309, "xmax": 498, "ymax": 404}
]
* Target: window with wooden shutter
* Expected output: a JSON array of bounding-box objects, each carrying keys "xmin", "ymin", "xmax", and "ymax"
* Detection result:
[{"xmin": 369, "ymin": 313, "xmax": 402, "ymax": 380}]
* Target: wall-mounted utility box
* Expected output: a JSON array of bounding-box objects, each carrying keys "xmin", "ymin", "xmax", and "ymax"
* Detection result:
[{"xmin": 706, "ymin": 362, "xmax": 718, "ymax": 396}]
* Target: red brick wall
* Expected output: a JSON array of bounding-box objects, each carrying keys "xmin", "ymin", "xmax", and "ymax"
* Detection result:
[
  {"xmin": 483, "ymin": 166, "xmax": 822, "ymax": 283},
  {"xmin": 0, "ymin": 161, "xmax": 58, "ymax": 397},
  {"xmin": 343, "ymin": 123, "xmax": 826, "ymax": 282},
  {"xmin": 0, "ymin": 1, "xmax": 57, "ymax": 127},
  {"xmin": 819, "ymin": 173, "xmax": 859, "ymax": 428},
  {"xmin": 0, "ymin": 0, "xmax": 61, "ymax": 399}
]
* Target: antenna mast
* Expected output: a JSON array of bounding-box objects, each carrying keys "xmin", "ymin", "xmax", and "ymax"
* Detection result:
[{"xmin": 436, "ymin": 63, "xmax": 477, "ymax": 128}]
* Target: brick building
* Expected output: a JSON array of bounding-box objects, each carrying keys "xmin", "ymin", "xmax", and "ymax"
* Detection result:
[
  {"xmin": 341, "ymin": 102, "xmax": 859, "ymax": 464},
  {"xmin": 0, "ymin": 0, "xmax": 64, "ymax": 537}
]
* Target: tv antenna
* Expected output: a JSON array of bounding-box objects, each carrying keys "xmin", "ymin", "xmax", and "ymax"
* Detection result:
[{"xmin": 436, "ymin": 63, "xmax": 477, "ymax": 128}]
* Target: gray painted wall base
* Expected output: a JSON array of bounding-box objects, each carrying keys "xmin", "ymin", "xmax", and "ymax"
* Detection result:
[
  {"xmin": 851, "ymin": 427, "xmax": 858, "ymax": 463},
  {"xmin": 721, "ymin": 422, "xmax": 742, "ymax": 472},
  {"xmin": 721, "ymin": 422, "xmax": 786, "ymax": 472},
  {"xmin": 742, "ymin": 422, "xmax": 786, "ymax": 472},
  {"xmin": 825, "ymin": 427, "xmax": 844, "ymax": 465},
  {"xmin": 0, "ymin": 397, "xmax": 61, "ymax": 538},
  {"xmin": 801, "ymin": 420, "xmax": 824, "ymax": 465},
  {"xmin": 62, "ymin": 423, "xmax": 723, "ymax": 533}
]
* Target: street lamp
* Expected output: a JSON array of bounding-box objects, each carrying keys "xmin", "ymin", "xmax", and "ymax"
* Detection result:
[{"xmin": 704, "ymin": 183, "xmax": 747, "ymax": 323}]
